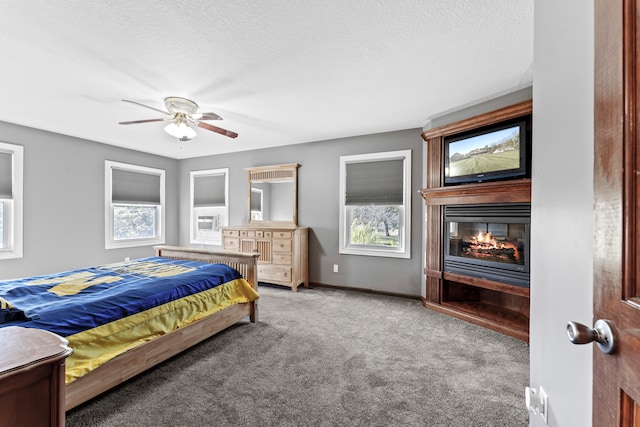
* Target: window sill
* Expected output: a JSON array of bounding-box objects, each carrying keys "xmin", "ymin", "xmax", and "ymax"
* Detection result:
[
  {"xmin": 0, "ymin": 249, "xmax": 23, "ymax": 260},
  {"xmin": 339, "ymin": 246, "xmax": 410, "ymax": 259},
  {"xmin": 106, "ymin": 237, "xmax": 165, "ymax": 250}
]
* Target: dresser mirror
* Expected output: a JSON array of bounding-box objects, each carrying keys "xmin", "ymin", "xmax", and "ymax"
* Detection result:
[{"xmin": 246, "ymin": 163, "xmax": 300, "ymax": 226}]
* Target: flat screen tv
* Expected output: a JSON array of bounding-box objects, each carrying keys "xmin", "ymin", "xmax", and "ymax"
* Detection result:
[{"xmin": 444, "ymin": 116, "xmax": 531, "ymax": 185}]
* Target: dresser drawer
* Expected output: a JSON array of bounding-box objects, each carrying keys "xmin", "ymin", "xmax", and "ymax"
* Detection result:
[
  {"xmin": 258, "ymin": 265, "xmax": 292, "ymax": 283},
  {"xmin": 239, "ymin": 229, "xmax": 252, "ymax": 237},
  {"xmin": 223, "ymin": 237, "xmax": 239, "ymax": 251},
  {"xmin": 273, "ymin": 231, "xmax": 292, "ymax": 239},
  {"xmin": 273, "ymin": 239, "xmax": 292, "ymax": 252},
  {"xmin": 223, "ymin": 230, "xmax": 239, "ymax": 238},
  {"xmin": 273, "ymin": 253, "xmax": 292, "ymax": 265}
]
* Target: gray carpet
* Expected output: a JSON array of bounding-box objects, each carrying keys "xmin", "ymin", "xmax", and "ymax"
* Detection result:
[{"xmin": 66, "ymin": 285, "xmax": 529, "ymax": 426}]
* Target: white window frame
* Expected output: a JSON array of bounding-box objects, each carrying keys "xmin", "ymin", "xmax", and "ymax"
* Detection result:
[
  {"xmin": 189, "ymin": 168, "xmax": 229, "ymax": 246},
  {"xmin": 105, "ymin": 160, "xmax": 165, "ymax": 249},
  {"xmin": 0, "ymin": 142, "xmax": 23, "ymax": 260},
  {"xmin": 339, "ymin": 150, "xmax": 411, "ymax": 259}
]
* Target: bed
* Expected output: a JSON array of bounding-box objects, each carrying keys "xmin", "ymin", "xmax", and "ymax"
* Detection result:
[{"xmin": 0, "ymin": 245, "xmax": 259, "ymax": 410}]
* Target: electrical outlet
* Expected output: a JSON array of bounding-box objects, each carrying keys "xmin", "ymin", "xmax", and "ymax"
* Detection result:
[
  {"xmin": 124, "ymin": 257, "xmax": 130, "ymax": 262},
  {"xmin": 333, "ymin": 264, "xmax": 339, "ymax": 273},
  {"xmin": 525, "ymin": 386, "xmax": 548, "ymax": 424}
]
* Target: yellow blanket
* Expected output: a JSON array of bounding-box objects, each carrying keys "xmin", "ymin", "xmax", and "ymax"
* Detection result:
[{"xmin": 65, "ymin": 278, "xmax": 258, "ymax": 384}]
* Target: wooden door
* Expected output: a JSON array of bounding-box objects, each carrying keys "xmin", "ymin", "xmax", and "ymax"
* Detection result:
[{"xmin": 594, "ymin": 0, "xmax": 640, "ymax": 424}]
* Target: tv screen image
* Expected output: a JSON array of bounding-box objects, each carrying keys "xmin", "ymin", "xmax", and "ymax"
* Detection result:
[{"xmin": 444, "ymin": 118, "xmax": 529, "ymax": 185}]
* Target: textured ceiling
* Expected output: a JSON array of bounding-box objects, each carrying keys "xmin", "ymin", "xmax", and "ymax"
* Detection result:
[{"xmin": 0, "ymin": 0, "xmax": 533, "ymax": 159}]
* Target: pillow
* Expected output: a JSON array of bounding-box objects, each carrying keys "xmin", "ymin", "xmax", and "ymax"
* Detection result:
[{"xmin": 0, "ymin": 296, "xmax": 28, "ymax": 323}]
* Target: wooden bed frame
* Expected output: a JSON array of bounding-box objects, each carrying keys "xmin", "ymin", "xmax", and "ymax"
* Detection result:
[{"xmin": 65, "ymin": 245, "xmax": 260, "ymax": 411}]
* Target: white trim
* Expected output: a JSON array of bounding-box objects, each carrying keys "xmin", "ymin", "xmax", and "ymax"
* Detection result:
[
  {"xmin": 339, "ymin": 149, "xmax": 411, "ymax": 259},
  {"xmin": 189, "ymin": 168, "xmax": 229, "ymax": 245},
  {"xmin": 0, "ymin": 142, "xmax": 23, "ymax": 260},
  {"xmin": 105, "ymin": 160, "xmax": 165, "ymax": 249}
]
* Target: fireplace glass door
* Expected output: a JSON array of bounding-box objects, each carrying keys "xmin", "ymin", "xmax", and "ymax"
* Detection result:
[
  {"xmin": 448, "ymin": 221, "xmax": 526, "ymax": 267},
  {"xmin": 444, "ymin": 204, "xmax": 530, "ymax": 287}
]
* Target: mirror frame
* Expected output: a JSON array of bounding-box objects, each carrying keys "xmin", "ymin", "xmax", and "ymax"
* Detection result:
[{"xmin": 246, "ymin": 163, "xmax": 300, "ymax": 226}]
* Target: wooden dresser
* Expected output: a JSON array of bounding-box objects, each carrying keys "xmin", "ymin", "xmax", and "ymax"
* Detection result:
[
  {"xmin": 0, "ymin": 326, "xmax": 72, "ymax": 426},
  {"xmin": 223, "ymin": 225, "xmax": 308, "ymax": 291}
]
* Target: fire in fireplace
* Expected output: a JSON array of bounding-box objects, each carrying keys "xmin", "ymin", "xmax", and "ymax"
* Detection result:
[
  {"xmin": 444, "ymin": 204, "xmax": 530, "ymax": 287},
  {"xmin": 451, "ymin": 225, "xmax": 525, "ymax": 265}
]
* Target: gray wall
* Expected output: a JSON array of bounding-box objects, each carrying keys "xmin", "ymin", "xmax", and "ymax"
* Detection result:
[
  {"xmin": 180, "ymin": 129, "xmax": 424, "ymax": 297},
  {"xmin": 530, "ymin": 0, "xmax": 594, "ymax": 425},
  {"xmin": 0, "ymin": 119, "xmax": 424, "ymax": 296},
  {"xmin": 0, "ymin": 121, "xmax": 179, "ymax": 280}
]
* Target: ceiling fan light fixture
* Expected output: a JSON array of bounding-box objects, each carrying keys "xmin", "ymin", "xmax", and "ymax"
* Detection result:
[
  {"xmin": 120, "ymin": 98, "xmax": 237, "ymax": 140},
  {"xmin": 164, "ymin": 122, "xmax": 197, "ymax": 140}
]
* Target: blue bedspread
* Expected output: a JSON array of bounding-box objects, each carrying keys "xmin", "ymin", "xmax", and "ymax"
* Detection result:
[{"xmin": 0, "ymin": 256, "xmax": 242, "ymax": 336}]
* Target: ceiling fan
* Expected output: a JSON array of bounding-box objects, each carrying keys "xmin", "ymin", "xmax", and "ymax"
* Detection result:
[{"xmin": 118, "ymin": 96, "xmax": 238, "ymax": 141}]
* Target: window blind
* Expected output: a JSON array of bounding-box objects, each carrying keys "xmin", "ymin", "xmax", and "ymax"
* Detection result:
[
  {"xmin": 345, "ymin": 159, "xmax": 404, "ymax": 205},
  {"xmin": 0, "ymin": 151, "xmax": 12, "ymax": 199},
  {"xmin": 193, "ymin": 174, "xmax": 226, "ymax": 207},
  {"xmin": 111, "ymin": 168, "xmax": 161, "ymax": 204}
]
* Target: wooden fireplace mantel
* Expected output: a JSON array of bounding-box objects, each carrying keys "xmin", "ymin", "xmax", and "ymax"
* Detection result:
[
  {"xmin": 419, "ymin": 178, "xmax": 531, "ymax": 206},
  {"xmin": 420, "ymin": 99, "xmax": 532, "ymax": 342}
]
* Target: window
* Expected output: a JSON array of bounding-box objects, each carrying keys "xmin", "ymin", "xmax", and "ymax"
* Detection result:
[
  {"xmin": 190, "ymin": 168, "xmax": 229, "ymax": 245},
  {"xmin": 250, "ymin": 187, "xmax": 263, "ymax": 220},
  {"xmin": 339, "ymin": 150, "xmax": 411, "ymax": 258},
  {"xmin": 0, "ymin": 142, "xmax": 23, "ymax": 260},
  {"xmin": 105, "ymin": 161, "xmax": 165, "ymax": 249}
]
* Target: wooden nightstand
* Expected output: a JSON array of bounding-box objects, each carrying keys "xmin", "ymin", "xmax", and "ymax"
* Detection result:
[{"xmin": 0, "ymin": 326, "xmax": 72, "ymax": 426}]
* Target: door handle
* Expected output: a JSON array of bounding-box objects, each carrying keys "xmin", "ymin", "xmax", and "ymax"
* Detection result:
[{"xmin": 566, "ymin": 319, "xmax": 617, "ymax": 354}]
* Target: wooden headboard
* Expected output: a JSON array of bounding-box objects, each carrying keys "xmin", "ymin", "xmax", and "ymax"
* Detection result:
[{"xmin": 153, "ymin": 245, "xmax": 259, "ymax": 290}]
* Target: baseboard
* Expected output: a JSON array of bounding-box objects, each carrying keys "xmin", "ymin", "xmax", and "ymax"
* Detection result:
[{"xmin": 308, "ymin": 282, "xmax": 421, "ymax": 300}]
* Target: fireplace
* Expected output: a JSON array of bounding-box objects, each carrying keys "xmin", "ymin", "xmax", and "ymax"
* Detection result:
[{"xmin": 444, "ymin": 203, "xmax": 530, "ymax": 288}]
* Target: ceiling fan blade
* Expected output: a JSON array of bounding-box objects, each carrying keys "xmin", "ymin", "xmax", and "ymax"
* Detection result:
[
  {"xmin": 196, "ymin": 121, "xmax": 238, "ymax": 138},
  {"xmin": 196, "ymin": 112, "xmax": 223, "ymax": 121},
  {"xmin": 118, "ymin": 118, "xmax": 167, "ymax": 125},
  {"xmin": 122, "ymin": 99, "xmax": 171, "ymax": 116}
]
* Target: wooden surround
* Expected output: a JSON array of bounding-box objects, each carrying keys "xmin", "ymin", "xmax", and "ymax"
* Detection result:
[{"xmin": 420, "ymin": 100, "xmax": 532, "ymax": 342}]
